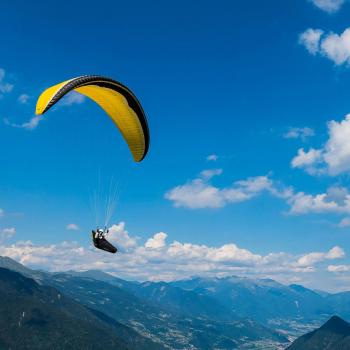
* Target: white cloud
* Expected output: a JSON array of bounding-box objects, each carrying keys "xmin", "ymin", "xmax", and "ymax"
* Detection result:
[
  {"xmin": 327, "ymin": 246, "xmax": 346, "ymax": 259},
  {"xmin": 0, "ymin": 222, "xmax": 343, "ymax": 284},
  {"xmin": 200, "ymin": 168, "xmax": 223, "ymax": 179},
  {"xmin": 166, "ymin": 162, "xmax": 350, "ymax": 225},
  {"xmin": 297, "ymin": 246, "xmax": 345, "ymax": 267},
  {"xmin": 290, "ymin": 115, "xmax": 350, "ymax": 176},
  {"xmin": 145, "ymin": 232, "xmax": 167, "ymax": 249},
  {"xmin": 321, "ymin": 29, "xmax": 350, "ymax": 65},
  {"xmin": 0, "ymin": 84, "xmax": 13, "ymax": 94},
  {"xmin": 2, "ymin": 228, "xmax": 15, "ymax": 235},
  {"xmin": 207, "ymin": 154, "xmax": 218, "ymax": 161},
  {"xmin": 66, "ymin": 223, "xmax": 79, "ymax": 231},
  {"xmin": 0, "ymin": 209, "xmax": 4, "ymax": 218},
  {"xmin": 5, "ymin": 91, "xmax": 85, "ymax": 131},
  {"xmin": 338, "ymin": 217, "xmax": 350, "ymax": 227},
  {"xmin": 0, "ymin": 227, "xmax": 16, "ymax": 243},
  {"xmin": 291, "ymin": 148, "xmax": 323, "ymax": 174},
  {"xmin": 299, "ymin": 29, "xmax": 324, "ymax": 55},
  {"xmin": 165, "ymin": 172, "xmax": 272, "ymax": 209},
  {"xmin": 300, "ymin": 27, "xmax": 350, "ymax": 65},
  {"xmin": 18, "ymin": 94, "xmax": 30, "ymax": 104},
  {"xmin": 328, "ymin": 264, "xmax": 350, "ymax": 272},
  {"xmin": 166, "ymin": 179, "xmax": 224, "ymax": 209},
  {"xmin": 108, "ymin": 222, "xmax": 137, "ymax": 250},
  {"xmin": 287, "ymin": 186, "xmax": 350, "ymax": 215},
  {"xmin": 291, "ymin": 149, "xmax": 322, "ymax": 170},
  {"xmin": 235, "ymin": 176, "xmax": 273, "ymax": 193},
  {"xmin": 283, "ymin": 127, "xmax": 315, "ymax": 141},
  {"xmin": 0, "ymin": 68, "xmax": 13, "ymax": 96},
  {"xmin": 323, "ymin": 115, "xmax": 350, "ymax": 175},
  {"xmin": 310, "ymin": 0, "xmax": 345, "ymax": 13},
  {"xmin": 59, "ymin": 92, "xmax": 85, "ymax": 106},
  {"xmin": 4, "ymin": 115, "xmax": 44, "ymax": 131},
  {"xmin": 167, "ymin": 241, "xmax": 262, "ymax": 264}
]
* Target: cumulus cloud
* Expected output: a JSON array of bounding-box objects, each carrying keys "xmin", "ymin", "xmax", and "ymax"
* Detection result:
[
  {"xmin": 165, "ymin": 163, "xmax": 350, "ymax": 224},
  {"xmin": 291, "ymin": 115, "xmax": 350, "ymax": 176},
  {"xmin": 66, "ymin": 223, "xmax": 79, "ymax": 231},
  {"xmin": 0, "ymin": 227, "xmax": 16, "ymax": 244},
  {"xmin": 281, "ymin": 183, "xmax": 350, "ymax": 227},
  {"xmin": 1, "ymin": 227, "xmax": 16, "ymax": 240},
  {"xmin": 165, "ymin": 178, "xmax": 223, "ymax": 209},
  {"xmin": 2, "ymin": 228, "xmax": 15, "ymax": 235},
  {"xmin": 0, "ymin": 240, "xmax": 86, "ymax": 268},
  {"xmin": 18, "ymin": 94, "xmax": 30, "ymax": 104},
  {"xmin": 299, "ymin": 29, "xmax": 324, "ymax": 55},
  {"xmin": 4, "ymin": 116, "xmax": 43, "ymax": 131},
  {"xmin": 59, "ymin": 92, "xmax": 85, "ymax": 106},
  {"xmin": 108, "ymin": 222, "xmax": 137, "ymax": 250},
  {"xmin": 167, "ymin": 241, "xmax": 262, "ymax": 264},
  {"xmin": 283, "ymin": 127, "xmax": 315, "ymax": 141},
  {"xmin": 338, "ymin": 217, "xmax": 350, "ymax": 227},
  {"xmin": 145, "ymin": 232, "xmax": 167, "ymax": 249},
  {"xmin": 300, "ymin": 27, "xmax": 350, "ymax": 65},
  {"xmin": 323, "ymin": 116, "xmax": 350, "ymax": 175},
  {"xmin": 165, "ymin": 171, "xmax": 273, "ymax": 209},
  {"xmin": 287, "ymin": 186, "xmax": 350, "ymax": 215},
  {"xmin": 200, "ymin": 168, "xmax": 223, "ymax": 179},
  {"xmin": 321, "ymin": 29, "xmax": 350, "ymax": 65},
  {"xmin": 291, "ymin": 148, "xmax": 323, "ymax": 175},
  {"xmin": 207, "ymin": 154, "xmax": 218, "ymax": 161},
  {"xmin": 0, "ymin": 222, "xmax": 343, "ymax": 283},
  {"xmin": 297, "ymin": 246, "xmax": 345, "ymax": 267},
  {"xmin": 0, "ymin": 68, "xmax": 13, "ymax": 96},
  {"xmin": 328, "ymin": 264, "xmax": 350, "ymax": 272},
  {"xmin": 310, "ymin": 0, "xmax": 345, "ymax": 13}
]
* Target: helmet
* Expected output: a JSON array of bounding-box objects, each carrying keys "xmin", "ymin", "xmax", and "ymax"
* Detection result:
[{"xmin": 97, "ymin": 229, "xmax": 104, "ymax": 234}]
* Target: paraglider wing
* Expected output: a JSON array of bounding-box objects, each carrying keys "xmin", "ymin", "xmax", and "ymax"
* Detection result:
[{"xmin": 35, "ymin": 75, "xmax": 149, "ymax": 162}]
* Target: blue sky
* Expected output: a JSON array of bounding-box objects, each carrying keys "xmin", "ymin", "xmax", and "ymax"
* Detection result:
[{"xmin": 2, "ymin": 0, "xmax": 350, "ymax": 291}]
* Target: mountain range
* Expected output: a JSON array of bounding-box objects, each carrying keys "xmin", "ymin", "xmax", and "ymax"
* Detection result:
[
  {"xmin": 42, "ymin": 272, "xmax": 287, "ymax": 349},
  {"xmin": 2, "ymin": 255, "xmax": 350, "ymax": 349},
  {"xmin": 0, "ymin": 267, "xmax": 161, "ymax": 349}
]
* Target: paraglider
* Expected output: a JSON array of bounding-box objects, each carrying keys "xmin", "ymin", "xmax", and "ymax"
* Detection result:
[
  {"xmin": 92, "ymin": 228, "xmax": 117, "ymax": 254},
  {"xmin": 36, "ymin": 75, "xmax": 150, "ymax": 253}
]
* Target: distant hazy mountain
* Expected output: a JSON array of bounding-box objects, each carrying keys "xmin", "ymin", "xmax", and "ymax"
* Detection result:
[
  {"xmin": 59, "ymin": 272, "xmax": 333, "ymax": 326},
  {"xmin": 172, "ymin": 276, "xmax": 332, "ymax": 323},
  {"xmin": 0, "ymin": 256, "xmax": 44, "ymax": 280},
  {"xmin": 287, "ymin": 316, "xmax": 350, "ymax": 350},
  {"xmin": 43, "ymin": 273, "xmax": 288, "ymax": 349},
  {"xmin": 128, "ymin": 280, "xmax": 238, "ymax": 320},
  {"xmin": 64, "ymin": 269, "xmax": 138, "ymax": 290},
  {"xmin": 0, "ymin": 267, "xmax": 162, "ymax": 350},
  {"xmin": 326, "ymin": 292, "xmax": 350, "ymax": 319}
]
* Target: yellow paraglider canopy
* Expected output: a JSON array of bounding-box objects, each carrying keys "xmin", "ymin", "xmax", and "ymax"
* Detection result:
[{"xmin": 36, "ymin": 75, "xmax": 149, "ymax": 162}]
